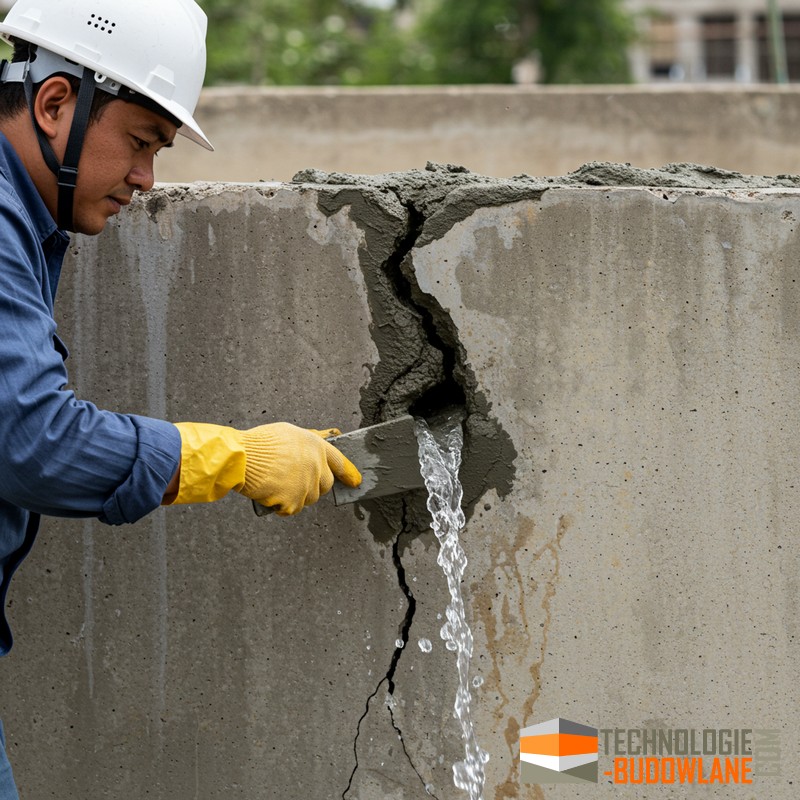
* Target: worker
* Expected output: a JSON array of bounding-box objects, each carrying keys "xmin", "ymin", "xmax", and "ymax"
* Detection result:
[{"xmin": 0, "ymin": 0, "xmax": 362, "ymax": 795}]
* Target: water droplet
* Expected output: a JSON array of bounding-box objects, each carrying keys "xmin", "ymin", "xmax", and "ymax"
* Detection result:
[
  {"xmin": 418, "ymin": 638, "xmax": 432, "ymax": 653},
  {"xmin": 425, "ymin": 783, "xmax": 435, "ymax": 795},
  {"xmin": 472, "ymin": 675, "xmax": 484, "ymax": 688},
  {"xmin": 395, "ymin": 638, "xmax": 404, "ymax": 649},
  {"xmin": 337, "ymin": 610, "xmax": 342, "ymax": 615}
]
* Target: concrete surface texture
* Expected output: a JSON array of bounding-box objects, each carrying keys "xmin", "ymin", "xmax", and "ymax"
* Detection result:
[
  {"xmin": 0, "ymin": 165, "xmax": 797, "ymax": 799},
  {"xmin": 156, "ymin": 86, "xmax": 800, "ymax": 184}
]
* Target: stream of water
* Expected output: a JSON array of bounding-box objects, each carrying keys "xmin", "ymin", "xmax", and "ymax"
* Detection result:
[{"xmin": 415, "ymin": 417, "xmax": 490, "ymax": 800}]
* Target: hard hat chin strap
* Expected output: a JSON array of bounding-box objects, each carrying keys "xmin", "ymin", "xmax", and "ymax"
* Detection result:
[{"xmin": 22, "ymin": 66, "xmax": 97, "ymax": 232}]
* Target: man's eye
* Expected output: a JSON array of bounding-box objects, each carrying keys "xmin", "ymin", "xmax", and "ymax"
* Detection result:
[{"xmin": 133, "ymin": 137, "xmax": 149, "ymax": 150}]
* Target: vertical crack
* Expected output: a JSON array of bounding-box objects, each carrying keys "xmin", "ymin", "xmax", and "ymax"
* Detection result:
[
  {"xmin": 386, "ymin": 506, "xmax": 416, "ymax": 693},
  {"xmin": 388, "ymin": 704, "xmax": 441, "ymax": 800},
  {"xmin": 379, "ymin": 200, "xmax": 466, "ymax": 422},
  {"xmin": 345, "ymin": 504, "xmax": 441, "ymax": 798},
  {"xmin": 386, "ymin": 504, "xmax": 440, "ymax": 798},
  {"xmin": 307, "ymin": 180, "xmax": 514, "ymax": 541},
  {"xmin": 343, "ymin": 504, "xmax": 421, "ymax": 798},
  {"xmin": 341, "ymin": 676, "xmax": 386, "ymax": 800},
  {"xmin": 299, "ymin": 168, "xmax": 521, "ymax": 797},
  {"xmin": 303, "ymin": 172, "xmax": 517, "ymax": 527}
]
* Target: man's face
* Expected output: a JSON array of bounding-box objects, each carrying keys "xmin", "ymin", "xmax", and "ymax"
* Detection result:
[{"xmin": 71, "ymin": 98, "xmax": 177, "ymax": 235}]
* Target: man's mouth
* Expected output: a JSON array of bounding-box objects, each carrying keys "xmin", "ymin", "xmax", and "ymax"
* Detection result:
[{"xmin": 108, "ymin": 196, "xmax": 130, "ymax": 214}]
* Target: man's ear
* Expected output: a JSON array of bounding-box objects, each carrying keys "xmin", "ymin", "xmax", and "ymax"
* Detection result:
[{"xmin": 32, "ymin": 76, "xmax": 76, "ymax": 140}]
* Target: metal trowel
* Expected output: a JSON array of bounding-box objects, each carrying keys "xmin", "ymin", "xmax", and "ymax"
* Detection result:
[{"xmin": 252, "ymin": 414, "xmax": 425, "ymax": 516}]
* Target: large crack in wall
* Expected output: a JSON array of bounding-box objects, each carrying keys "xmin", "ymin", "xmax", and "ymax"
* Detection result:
[
  {"xmin": 293, "ymin": 160, "xmax": 800, "ymax": 798},
  {"xmin": 299, "ymin": 159, "xmax": 800, "ymax": 541},
  {"xmin": 297, "ymin": 163, "xmax": 540, "ymax": 540},
  {"xmin": 298, "ymin": 163, "xmax": 544, "ymax": 798}
]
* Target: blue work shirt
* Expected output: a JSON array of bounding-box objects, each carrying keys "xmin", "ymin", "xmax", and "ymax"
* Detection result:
[{"xmin": 0, "ymin": 133, "xmax": 181, "ymax": 656}]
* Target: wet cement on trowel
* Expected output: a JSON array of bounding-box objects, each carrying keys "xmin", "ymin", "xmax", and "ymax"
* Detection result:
[{"xmin": 293, "ymin": 160, "xmax": 800, "ymax": 540}]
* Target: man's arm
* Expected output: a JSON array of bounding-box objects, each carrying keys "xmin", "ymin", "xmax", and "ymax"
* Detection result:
[{"xmin": 0, "ymin": 202, "xmax": 180, "ymax": 523}]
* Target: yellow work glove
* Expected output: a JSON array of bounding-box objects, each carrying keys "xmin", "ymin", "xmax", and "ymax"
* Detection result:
[{"xmin": 168, "ymin": 421, "xmax": 361, "ymax": 516}]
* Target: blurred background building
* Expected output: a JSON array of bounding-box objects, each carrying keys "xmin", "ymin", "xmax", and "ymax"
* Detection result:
[{"xmin": 628, "ymin": 0, "xmax": 800, "ymax": 83}]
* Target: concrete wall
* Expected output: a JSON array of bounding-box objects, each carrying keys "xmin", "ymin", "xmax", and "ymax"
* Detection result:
[
  {"xmin": 158, "ymin": 86, "xmax": 800, "ymax": 183},
  {"xmin": 0, "ymin": 168, "xmax": 798, "ymax": 799}
]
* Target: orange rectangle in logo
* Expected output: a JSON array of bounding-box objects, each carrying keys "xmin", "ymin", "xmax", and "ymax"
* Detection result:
[{"xmin": 520, "ymin": 733, "xmax": 598, "ymax": 757}]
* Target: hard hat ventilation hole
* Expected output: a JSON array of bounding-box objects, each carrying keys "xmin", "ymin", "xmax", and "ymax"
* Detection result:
[{"xmin": 87, "ymin": 13, "xmax": 116, "ymax": 34}]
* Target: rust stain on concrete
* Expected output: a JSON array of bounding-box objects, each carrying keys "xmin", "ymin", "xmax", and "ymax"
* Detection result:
[{"xmin": 473, "ymin": 513, "xmax": 572, "ymax": 800}]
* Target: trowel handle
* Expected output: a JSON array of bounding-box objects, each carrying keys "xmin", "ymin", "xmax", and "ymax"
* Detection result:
[
  {"xmin": 252, "ymin": 500, "xmax": 277, "ymax": 517},
  {"xmin": 250, "ymin": 430, "xmax": 340, "ymax": 518}
]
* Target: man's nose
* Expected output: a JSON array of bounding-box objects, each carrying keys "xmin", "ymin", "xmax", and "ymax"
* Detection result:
[{"xmin": 128, "ymin": 161, "xmax": 155, "ymax": 193}]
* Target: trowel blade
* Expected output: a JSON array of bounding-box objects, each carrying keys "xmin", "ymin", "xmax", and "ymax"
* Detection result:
[{"xmin": 330, "ymin": 414, "xmax": 424, "ymax": 506}]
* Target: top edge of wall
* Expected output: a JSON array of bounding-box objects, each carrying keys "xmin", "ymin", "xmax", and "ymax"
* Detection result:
[{"xmin": 198, "ymin": 83, "xmax": 800, "ymax": 99}]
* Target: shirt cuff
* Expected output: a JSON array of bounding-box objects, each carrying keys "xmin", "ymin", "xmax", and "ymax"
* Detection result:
[{"xmin": 99, "ymin": 417, "xmax": 181, "ymax": 525}]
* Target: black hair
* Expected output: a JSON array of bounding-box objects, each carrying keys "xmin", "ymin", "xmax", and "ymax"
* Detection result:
[{"xmin": 0, "ymin": 38, "xmax": 117, "ymax": 122}]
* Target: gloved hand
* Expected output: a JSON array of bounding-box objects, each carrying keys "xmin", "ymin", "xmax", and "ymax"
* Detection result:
[
  {"xmin": 168, "ymin": 421, "xmax": 361, "ymax": 516},
  {"xmin": 240, "ymin": 423, "xmax": 361, "ymax": 514}
]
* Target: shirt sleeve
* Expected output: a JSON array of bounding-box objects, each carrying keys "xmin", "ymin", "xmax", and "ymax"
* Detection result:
[{"xmin": 0, "ymin": 196, "xmax": 181, "ymax": 525}]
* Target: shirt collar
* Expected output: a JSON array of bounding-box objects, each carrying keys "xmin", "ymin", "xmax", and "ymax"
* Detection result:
[{"xmin": 0, "ymin": 131, "xmax": 65, "ymax": 246}]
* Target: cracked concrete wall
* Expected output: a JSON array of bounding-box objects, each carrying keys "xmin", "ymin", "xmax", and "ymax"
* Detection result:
[
  {"xmin": 407, "ymin": 184, "xmax": 800, "ymax": 798},
  {"xmin": 0, "ymin": 167, "xmax": 798, "ymax": 799}
]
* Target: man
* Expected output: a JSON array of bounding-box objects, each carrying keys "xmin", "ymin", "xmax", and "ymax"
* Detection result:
[{"xmin": 0, "ymin": 0, "xmax": 361, "ymax": 795}]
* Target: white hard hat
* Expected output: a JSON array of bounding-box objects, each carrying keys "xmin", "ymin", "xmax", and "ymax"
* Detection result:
[{"xmin": 0, "ymin": 0, "xmax": 212, "ymax": 150}]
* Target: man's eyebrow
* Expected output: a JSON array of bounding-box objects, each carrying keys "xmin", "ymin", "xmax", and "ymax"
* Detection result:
[{"xmin": 138, "ymin": 123, "xmax": 175, "ymax": 146}]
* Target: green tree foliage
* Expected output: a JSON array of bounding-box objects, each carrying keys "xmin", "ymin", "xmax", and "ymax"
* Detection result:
[
  {"xmin": 199, "ymin": 0, "xmax": 401, "ymax": 85},
  {"xmin": 0, "ymin": 0, "xmax": 635, "ymax": 86},
  {"xmin": 0, "ymin": 0, "xmax": 630, "ymax": 87},
  {"xmin": 413, "ymin": 0, "xmax": 635, "ymax": 84},
  {"xmin": 535, "ymin": 0, "xmax": 635, "ymax": 83}
]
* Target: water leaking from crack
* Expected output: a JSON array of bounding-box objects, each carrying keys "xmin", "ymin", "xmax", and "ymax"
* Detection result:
[
  {"xmin": 309, "ymin": 179, "xmax": 516, "ymax": 542},
  {"xmin": 325, "ymin": 180, "xmax": 504, "ymax": 798},
  {"xmin": 416, "ymin": 417, "xmax": 489, "ymax": 800},
  {"xmin": 343, "ymin": 419, "xmax": 490, "ymax": 799}
]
